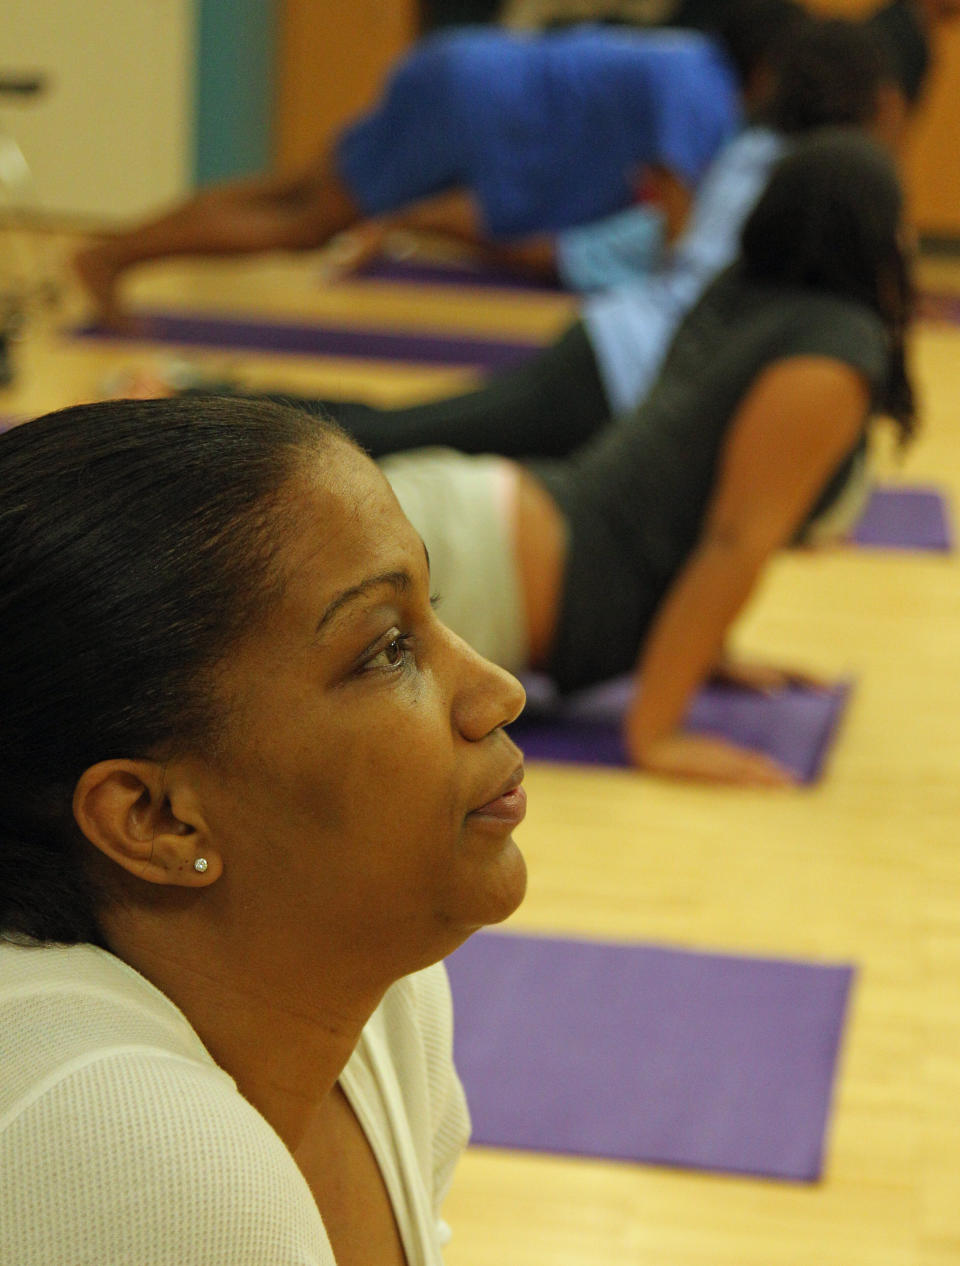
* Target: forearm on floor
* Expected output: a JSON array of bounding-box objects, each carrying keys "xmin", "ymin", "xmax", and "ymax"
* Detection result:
[{"xmin": 472, "ymin": 234, "xmax": 559, "ymax": 280}]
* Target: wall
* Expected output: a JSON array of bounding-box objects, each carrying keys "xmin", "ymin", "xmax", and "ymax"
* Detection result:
[
  {"xmin": 902, "ymin": 23, "xmax": 960, "ymax": 237},
  {"xmin": 0, "ymin": 0, "xmax": 277, "ymax": 221},
  {"xmin": 194, "ymin": 0, "xmax": 276, "ymax": 184},
  {"xmin": 274, "ymin": 0, "xmax": 417, "ymax": 171},
  {"xmin": 0, "ymin": 0, "xmax": 194, "ymax": 220}
]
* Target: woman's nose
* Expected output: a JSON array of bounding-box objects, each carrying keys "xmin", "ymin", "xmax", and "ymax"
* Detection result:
[{"xmin": 449, "ymin": 630, "xmax": 526, "ymax": 741}]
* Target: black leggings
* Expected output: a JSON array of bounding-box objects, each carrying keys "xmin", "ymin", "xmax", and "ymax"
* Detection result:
[{"xmin": 250, "ymin": 318, "xmax": 613, "ymax": 460}]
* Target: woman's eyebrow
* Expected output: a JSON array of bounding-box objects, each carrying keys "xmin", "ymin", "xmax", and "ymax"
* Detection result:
[
  {"xmin": 315, "ymin": 570, "xmax": 412, "ymax": 636},
  {"xmin": 314, "ymin": 542, "xmax": 430, "ymax": 637}
]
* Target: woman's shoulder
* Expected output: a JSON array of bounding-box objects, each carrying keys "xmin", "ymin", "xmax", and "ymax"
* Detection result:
[
  {"xmin": 0, "ymin": 938, "xmax": 215, "ymax": 1082},
  {"xmin": 708, "ymin": 266, "xmax": 879, "ymax": 318},
  {"xmin": 706, "ymin": 271, "xmax": 888, "ymax": 368},
  {"xmin": 771, "ymin": 286, "xmax": 889, "ymax": 383},
  {"xmin": 0, "ymin": 940, "xmax": 331, "ymax": 1264},
  {"xmin": 0, "ymin": 938, "xmax": 235, "ymax": 1165},
  {"xmin": 779, "ymin": 283, "xmax": 885, "ymax": 329}
]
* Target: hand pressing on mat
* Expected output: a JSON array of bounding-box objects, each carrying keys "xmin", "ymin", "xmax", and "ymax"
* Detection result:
[
  {"xmin": 627, "ymin": 730, "xmax": 798, "ymax": 787},
  {"xmin": 709, "ymin": 655, "xmax": 831, "ymax": 695}
]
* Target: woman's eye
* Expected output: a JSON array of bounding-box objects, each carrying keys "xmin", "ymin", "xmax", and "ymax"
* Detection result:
[
  {"xmin": 382, "ymin": 636, "xmax": 407, "ymax": 667},
  {"xmin": 365, "ymin": 632, "xmax": 414, "ymax": 673}
]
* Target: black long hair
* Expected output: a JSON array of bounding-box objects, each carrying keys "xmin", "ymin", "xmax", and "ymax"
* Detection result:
[
  {"xmin": 740, "ymin": 127, "xmax": 915, "ymax": 442},
  {"xmin": 764, "ymin": 17, "xmax": 895, "ymax": 135},
  {"xmin": 0, "ymin": 396, "xmax": 344, "ymax": 945},
  {"xmin": 713, "ymin": 0, "xmax": 808, "ymax": 91}
]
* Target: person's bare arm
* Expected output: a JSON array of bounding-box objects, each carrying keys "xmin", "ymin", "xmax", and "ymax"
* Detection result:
[
  {"xmin": 641, "ymin": 165, "xmax": 693, "ymax": 245},
  {"xmin": 322, "ymin": 187, "xmax": 560, "ymax": 282},
  {"xmin": 624, "ymin": 356, "xmax": 871, "ymax": 785},
  {"xmin": 321, "ymin": 162, "xmax": 691, "ymax": 284},
  {"xmin": 469, "ymin": 234, "xmax": 559, "ymax": 280}
]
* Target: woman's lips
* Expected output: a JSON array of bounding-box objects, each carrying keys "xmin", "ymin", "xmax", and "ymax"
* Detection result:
[{"xmin": 467, "ymin": 784, "xmax": 527, "ymax": 826}]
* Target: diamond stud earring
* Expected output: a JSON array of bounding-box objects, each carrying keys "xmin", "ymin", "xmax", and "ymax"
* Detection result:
[{"xmin": 193, "ymin": 857, "xmax": 209, "ymax": 874}]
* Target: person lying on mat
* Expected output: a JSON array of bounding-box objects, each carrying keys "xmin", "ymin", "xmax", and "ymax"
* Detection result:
[
  {"xmin": 236, "ymin": 0, "xmax": 948, "ymax": 294},
  {"xmin": 151, "ymin": 131, "xmax": 916, "ymax": 786},
  {"xmin": 362, "ymin": 4, "xmax": 915, "ymax": 294},
  {"xmin": 173, "ymin": 17, "xmax": 903, "ymax": 449},
  {"xmin": 0, "ymin": 396, "xmax": 527, "ymax": 1265},
  {"xmin": 73, "ymin": 0, "xmax": 803, "ymax": 327},
  {"xmin": 197, "ymin": 0, "xmax": 952, "ymax": 297}
]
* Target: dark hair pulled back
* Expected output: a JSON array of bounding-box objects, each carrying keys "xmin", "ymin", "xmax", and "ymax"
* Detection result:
[
  {"xmin": 764, "ymin": 17, "xmax": 895, "ymax": 135},
  {"xmin": 0, "ymin": 396, "xmax": 343, "ymax": 944},
  {"xmin": 740, "ymin": 127, "xmax": 915, "ymax": 442},
  {"xmin": 713, "ymin": 0, "xmax": 808, "ymax": 90}
]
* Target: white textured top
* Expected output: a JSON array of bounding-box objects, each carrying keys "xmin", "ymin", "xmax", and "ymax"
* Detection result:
[{"xmin": 0, "ymin": 940, "xmax": 470, "ymax": 1265}]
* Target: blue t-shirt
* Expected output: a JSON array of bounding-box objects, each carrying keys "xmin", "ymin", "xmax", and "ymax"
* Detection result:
[{"xmin": 337, "ymin": 25, "xmax": 740, "ymax": 238}]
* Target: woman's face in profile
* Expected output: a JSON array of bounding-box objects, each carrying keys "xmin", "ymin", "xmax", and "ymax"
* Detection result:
[{"xmin": 180, "ymin": 438, "xmax": 527, "ymax": 975}]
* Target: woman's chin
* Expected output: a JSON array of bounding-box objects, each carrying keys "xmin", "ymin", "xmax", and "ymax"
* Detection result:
[{"xmin": 475, "ymin": 837, "xmax": 529, "ymax": 927}]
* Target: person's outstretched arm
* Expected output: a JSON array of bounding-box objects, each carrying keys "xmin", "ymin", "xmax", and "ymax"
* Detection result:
[
  {"xmin": 332, "ymin": 165, "xmax": 691, "ymax": 288},
  {"xmin": 624, "ymin": 355, "xmax": 871, "ymax": 785},
  {"xmin": 342, "ymin": 189, "xmax": 561, "ymax": 282}
]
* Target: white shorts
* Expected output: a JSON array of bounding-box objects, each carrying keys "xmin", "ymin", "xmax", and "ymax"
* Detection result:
[
  {"xmin": 801, "ymin": 447, "xmax": 871, "ymax": 546},
  {"xmin": 378, "ymin": 447, "xmax": 529, "ymax": 672}
]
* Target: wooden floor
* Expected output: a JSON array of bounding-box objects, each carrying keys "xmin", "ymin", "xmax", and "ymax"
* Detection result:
[{"xmin": 3, "ymin": 228, "xmax": 960, "ymax": 1265}]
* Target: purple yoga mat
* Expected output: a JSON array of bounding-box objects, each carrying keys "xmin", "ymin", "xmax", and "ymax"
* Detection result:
[
  {"xmin": 509, "ymin": 675, "xmax": 852, "ymax": 784},
  {"xmin": 446, "ymin": 930, "xmax": 854, "ymax": 1181},
  {"xmin": 72, "ymin": 311, "xmax": 542, "ymax": 370},
  {"xmin": 849, "ymin": 485, "xmax": 953, "ymax": 551}
]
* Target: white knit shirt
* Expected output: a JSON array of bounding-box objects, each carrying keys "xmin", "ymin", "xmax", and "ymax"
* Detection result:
[{"xmin": 0, "ymin": 940, "xmax": 470, "ymax": 1265}]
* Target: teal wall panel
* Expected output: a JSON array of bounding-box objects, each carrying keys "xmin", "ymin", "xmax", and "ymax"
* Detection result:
[{"xmin": 194, "ymin": 0, "xmax": 276, "ymax": 184}]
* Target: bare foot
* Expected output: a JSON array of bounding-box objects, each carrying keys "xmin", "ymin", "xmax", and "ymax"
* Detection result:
[
  {"xmin": 100, "ymin": 366, "xmax": 178, "ymax": 400},
  {"xmin": 73, "ymin": 243, "xmax": 135, "ymax": 330},
  {"xmin": 99, "ymin": 357, "xmax": 238, "ymax": 401}
]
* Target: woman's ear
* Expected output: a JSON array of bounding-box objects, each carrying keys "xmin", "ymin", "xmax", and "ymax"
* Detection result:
[{"xmin": 73, "ymin": 760, "xmax": 222, "ymax": 886}]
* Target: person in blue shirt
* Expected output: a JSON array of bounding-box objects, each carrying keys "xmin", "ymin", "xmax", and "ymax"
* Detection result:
[
  {"xmin": 196, "ymin": 18, "xmax": 901, "ymax": 461},
  {"xmin": 409, "ymin": 0, "xmax": 956, "ymax": 291},
  {"xmin": 73, "ymin": 0, "xmax": 801, "ymax": 327}
]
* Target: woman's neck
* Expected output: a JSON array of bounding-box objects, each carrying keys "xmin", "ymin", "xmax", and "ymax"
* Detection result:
[{"xmin": 103, "ymin": 909, "xmax": 388, "ymax": 1153}]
